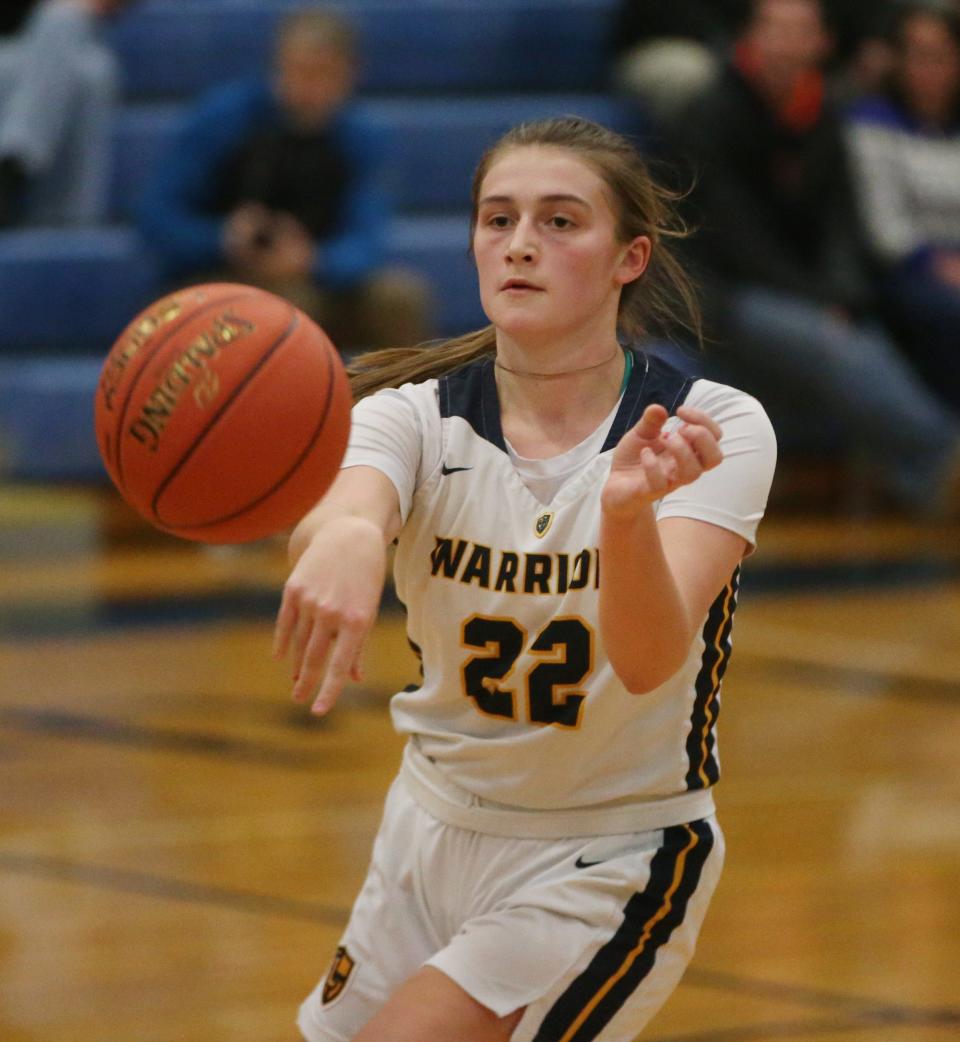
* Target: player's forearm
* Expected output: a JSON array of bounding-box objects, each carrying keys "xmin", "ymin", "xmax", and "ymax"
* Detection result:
[
  {"xmin": 287, "ymin": 469, "xmax": 402, "ymax": 565},
  {"xmin": 599, "ymin": 505, "xmax": 692, "ymax": 694},
  {"xmin": 288, "ymin": 511, "xmax": 384, "ymax": 568}
]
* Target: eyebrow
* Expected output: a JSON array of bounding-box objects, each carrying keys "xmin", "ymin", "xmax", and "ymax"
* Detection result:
[{"xmin": 477, "ymin": 193, "xmax": 592, "ymax": 208}]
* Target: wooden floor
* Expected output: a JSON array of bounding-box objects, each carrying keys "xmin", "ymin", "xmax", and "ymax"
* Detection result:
[{"xmin": 1, "ymin": 485, "xmax": 958, "ymax": 1042}]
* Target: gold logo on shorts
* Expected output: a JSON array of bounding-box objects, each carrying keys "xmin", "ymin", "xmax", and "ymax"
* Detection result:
[
  {"xmin": 535, "ymin": 511, "xmax": 554, "ymax": 538},
  {"xmin": 322, "ymin": 945, "xmax": 356, "ymax": 1004}
]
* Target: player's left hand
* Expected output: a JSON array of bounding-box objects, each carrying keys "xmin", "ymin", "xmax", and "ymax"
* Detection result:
[{"xmin": 601, "ymin": 403, "xmax": 723, "ymax": 521}]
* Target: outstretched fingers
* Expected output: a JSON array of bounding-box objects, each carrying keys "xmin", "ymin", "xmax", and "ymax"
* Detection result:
[
  {"xmin": 292, "ymin": 619, "xmax": 335, "ymax": 704},
  {"xmin": 277, "ymin": 581, "xmax": 359, "ymax": 711},
  {"xmin": 311, "ymin": 613, "xmax": 369, "ymax": 715}
]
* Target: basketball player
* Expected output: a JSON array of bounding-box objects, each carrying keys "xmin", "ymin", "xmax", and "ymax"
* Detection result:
[{"xmin": 273, "ymin": 117, "xmax": 777, "ymax": 1042}]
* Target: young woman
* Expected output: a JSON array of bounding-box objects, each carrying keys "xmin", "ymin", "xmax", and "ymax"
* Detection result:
[
  {"xmin": 845, "ymin": 0, "xmax": 960, "ymax": 409},
  {"xmin": 273, "ymin": 117, "xmax": 777, "ymax": 1042}
]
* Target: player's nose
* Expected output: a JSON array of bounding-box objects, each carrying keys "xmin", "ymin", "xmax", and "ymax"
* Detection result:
[{"xmin": 504, "ymin": 218, "xmax": 538, "ymax": 263}]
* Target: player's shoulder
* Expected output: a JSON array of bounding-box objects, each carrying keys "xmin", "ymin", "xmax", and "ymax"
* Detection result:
[
  {"xmin": 685, "ymin": 378, "xmax": 777, "ymax": 443},
  {"xmin": 353, "ymin": 378, "xmax": 440, "ymax": 428},
  {"xmin": 361, "ymin": 376, "xmax": 439, "ymax": 407}
]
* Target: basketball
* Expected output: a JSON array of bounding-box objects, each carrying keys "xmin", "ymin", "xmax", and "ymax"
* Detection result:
[{"xmin": 94, "ymin": 283, "xmax": 352, "ymax": 544}]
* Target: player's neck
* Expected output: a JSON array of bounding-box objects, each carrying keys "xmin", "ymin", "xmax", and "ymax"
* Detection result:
[{"xmin": 494, "ymin": 336, "xmax": 627, "ymax": 458}]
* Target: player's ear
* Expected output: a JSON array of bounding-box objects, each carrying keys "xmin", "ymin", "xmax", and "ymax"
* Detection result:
[{"xmin": 615, "ymin": 235, "xmax": 651, "ymax": 286}]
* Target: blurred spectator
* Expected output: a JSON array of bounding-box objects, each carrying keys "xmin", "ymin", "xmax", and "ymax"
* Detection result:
[
  {"xmin": 827, "ymin": 0, "xmax": 898, "ymax": 99},
  {"xmin": 610, "ymin": 1, "xmax": 749, "ymax": 130},
  {"xmin": 846, "ymin": 0, "xmax": 960, "ymax": 409},
  {"xmin": 0, "ymin": 0, "xmax": 131, "ymax": 227},
  {"xmin": 674, "ymin": 0, "xmax": 960, "ymax": 515},
  {"xmin": 136, "ymin": 7, "xmax": 432, "ymax": 355},
  {"xmin": 610, "ymin": 1, "xmax": 896, "ymax": 132}
]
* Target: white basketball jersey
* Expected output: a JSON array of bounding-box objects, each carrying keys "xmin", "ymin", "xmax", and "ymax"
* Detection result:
[{"xmin": 344, "ymin": 350, "xmax": 776, "ymax": 825}]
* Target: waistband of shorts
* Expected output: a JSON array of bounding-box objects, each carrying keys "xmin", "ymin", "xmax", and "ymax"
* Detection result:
[{"xmin": 399, "ymin": 742, "xmax": 716, "ymax": 839}]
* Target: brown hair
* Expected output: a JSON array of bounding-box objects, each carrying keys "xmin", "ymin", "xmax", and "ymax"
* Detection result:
[{"xmin": 349, "ymin": 116, "xmax": 701, "ymax": 400}]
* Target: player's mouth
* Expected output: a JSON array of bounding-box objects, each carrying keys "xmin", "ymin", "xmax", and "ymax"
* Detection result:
[{"xmin": 500, "ymin": 278, "xmax": 544, "ymax": 293}]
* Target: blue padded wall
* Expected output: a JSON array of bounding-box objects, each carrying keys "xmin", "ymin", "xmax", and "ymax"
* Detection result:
[
  {"xmin": 109, "ymin": 95, "xmax": 641, "ymax": 221},
  {"xmin": 0, "ymin": 0, "xmax": 635, "ymax": 481},
  {"xmin": 0, "ymin": 229, "xmax": 161, "ymax": 353},
  {"xmin": 108, "ymin": 0, "xmax": 619, "ymax": 100},
  {"xmin": 0, "ymin": 359, "xmax": 104, "ymax": 481}
]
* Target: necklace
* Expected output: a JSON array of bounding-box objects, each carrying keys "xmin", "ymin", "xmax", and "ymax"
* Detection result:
[{"xmin": 494, "ymin": 348, "xmax": 623, "ymax": 380}]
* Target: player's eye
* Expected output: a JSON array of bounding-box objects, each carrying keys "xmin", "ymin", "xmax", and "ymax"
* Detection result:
[
  {"xmin": 548, "ymin": 215, "xmax": 574, "ymax": 229},
  {"xmin": 486, "ymin": 214, "xmax": 512, "ymax": 229}
]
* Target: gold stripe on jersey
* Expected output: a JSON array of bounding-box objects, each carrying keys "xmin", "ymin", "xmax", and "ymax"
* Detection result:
[
  {"xmin": 534, "ymin": 822, "xmax": 713, "ymax": 1042},
  {"xmin": 686, "ymin": 570, "xmax": 740, "ymax": 789},
  {"xmin": 555, "ymin": 827, "xmax": 697, "ymax": 1041}
]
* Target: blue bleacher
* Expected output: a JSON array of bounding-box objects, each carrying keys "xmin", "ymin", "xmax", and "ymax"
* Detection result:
[
  {"xmin": 110, "ymin": 94, "xmax": 639, "ymax": 222},
  {"xmin": 0, "ymin": 218, "xmax": 484, "ymax": 352},
  {"xmin": 107, "ymin": 0, "xmax": 617, "ymax": 100},
  {"xmin": 0, "ymin": 0, "xmax": 630, "ymax": 481},
  {"xmin": 0, "ymin": 357, "xmax": 107, "ymax": 482}
]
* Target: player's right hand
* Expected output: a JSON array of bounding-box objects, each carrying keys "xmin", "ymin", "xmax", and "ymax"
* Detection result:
[
  {"xmin": 602, "ymin": 403, "xmax": 723, "ymax": 520},
  {"xmin": 272, "ymin": 516, "xmax": 387, "ymax": 715}
]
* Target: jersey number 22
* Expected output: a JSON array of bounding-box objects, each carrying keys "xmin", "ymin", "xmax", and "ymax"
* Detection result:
[{"xmin": 460, "ymin": 615, "xmax": 593, "ymax": 729}]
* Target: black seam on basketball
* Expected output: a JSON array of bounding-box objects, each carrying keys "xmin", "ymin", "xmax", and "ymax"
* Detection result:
[
  {"xmin": 158, "ymin": 332, "xmax": 338, "ymax": 532},
  {"xmin": 151, "ymin": 309, "xmax": 339, "ymax": 533},
  {"xmin": 110, "ymin": 290, "xmax": 254, "ymax": 493},
  {"xmin": 149, "ymin": 305, "xmax": 301, "ymax": 522}
]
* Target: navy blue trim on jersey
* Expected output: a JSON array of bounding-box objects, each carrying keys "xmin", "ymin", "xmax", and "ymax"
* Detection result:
[
  {"xmin": 531, "ymin": 820, "xmax": 716, "ymax": 1042},
  {"xmin": 600, "ymin": 349, "xmax": 694, "ymax": 454},
  {"xmin": 438, "ymin": 357, "xmax": 506, "ymax": 451},
  {"xmin": 437, "ymin": 349, "xmax": 693, "ymax": 455},
  {"xmin": 686, "ymin": 568, "xmax": 740, "ymax": 790}
]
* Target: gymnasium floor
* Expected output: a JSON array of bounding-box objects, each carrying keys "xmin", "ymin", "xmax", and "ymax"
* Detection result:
[{"xmin": 0, "ymin": 483, "xmax": 958, "ymax": 1042}]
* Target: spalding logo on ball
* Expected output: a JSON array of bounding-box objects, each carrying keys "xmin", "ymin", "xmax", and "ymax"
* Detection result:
[{"xmin": 94, "ymin": 283, "xmax": 352, "ymax": 544}]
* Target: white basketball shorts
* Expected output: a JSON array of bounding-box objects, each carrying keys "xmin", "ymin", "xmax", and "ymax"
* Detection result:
[{"xmin": 298, "ymin": 775, "xmax": 724, "ymax": 1042}]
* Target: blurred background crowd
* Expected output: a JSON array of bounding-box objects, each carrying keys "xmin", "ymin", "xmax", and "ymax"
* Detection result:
[{"xmin": 0, "ymin": 0, "xmax": 958, "ymax": 519}]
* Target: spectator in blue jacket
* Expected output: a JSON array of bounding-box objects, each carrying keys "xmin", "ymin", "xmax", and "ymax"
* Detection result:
[
  {"xmin": 845, "ymin": 0, "xmax": 960, "ymax": 409},
  {"xmin": 0, "ymin": 0, "xmax": 132, "ymax": 227},
  {"xmin": 136, "ymin": 7, "xmax": 431, "ymax": 354}
]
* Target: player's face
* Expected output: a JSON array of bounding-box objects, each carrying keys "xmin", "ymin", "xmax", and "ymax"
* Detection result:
[{"xmin": 473, "ymin": 146, "xmax": 649, "ymax": 347}]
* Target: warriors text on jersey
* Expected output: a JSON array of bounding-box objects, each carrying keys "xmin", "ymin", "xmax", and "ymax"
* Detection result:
[{"xmin": 343, "ymin": 350, "xmax": 776, "ymax": 837}]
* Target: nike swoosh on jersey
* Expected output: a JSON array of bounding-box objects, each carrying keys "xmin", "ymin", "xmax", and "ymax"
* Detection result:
[
  {"xmin": 574, "ymin": 855, "xmax": 606, "ymax": 869},
  {"xmin": 440, "ymin": 464, "xmax": 473, "ymax": 475}
]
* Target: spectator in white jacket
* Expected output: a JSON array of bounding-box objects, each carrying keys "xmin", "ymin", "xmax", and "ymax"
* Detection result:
[
  {"xmin": 845, "ymin": 0, "xmax": 960, "ymax": 408},
  {"xmin": 0, "ymin": 0, "xmax": 134, "ymax": 227}
]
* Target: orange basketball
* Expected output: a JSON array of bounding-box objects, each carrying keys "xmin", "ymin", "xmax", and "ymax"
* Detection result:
[{"xmin": 94, "ymin": 283, "xmax": 352, "ymax": 544}]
